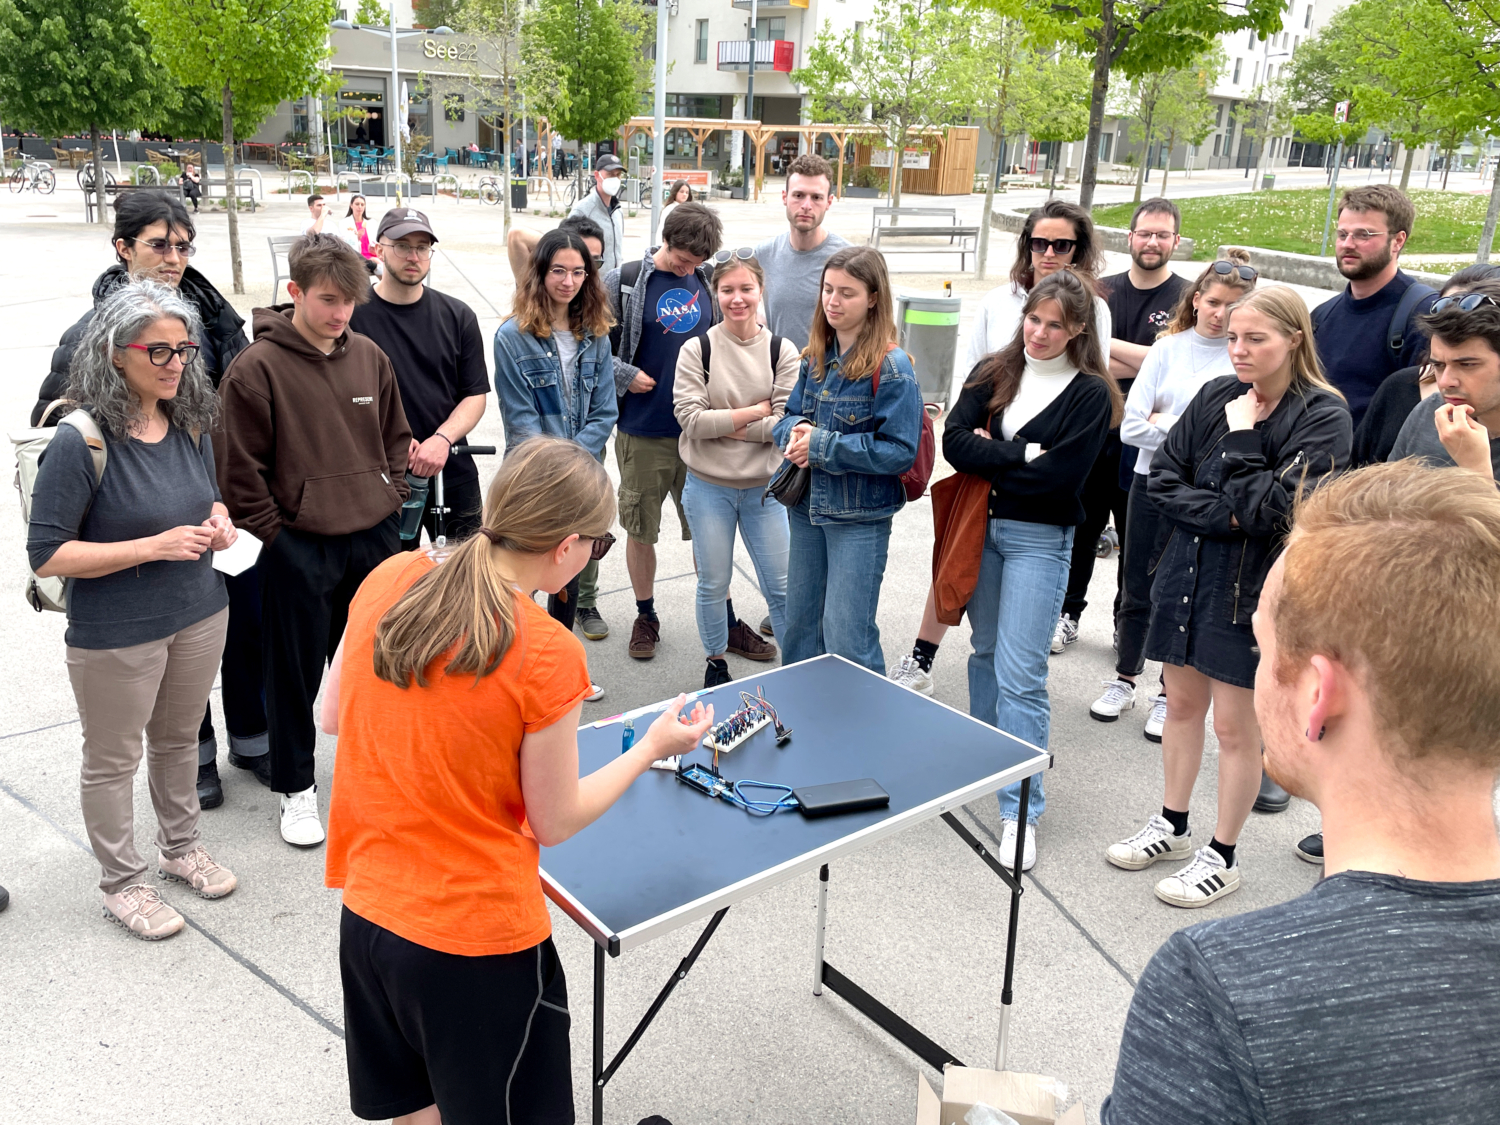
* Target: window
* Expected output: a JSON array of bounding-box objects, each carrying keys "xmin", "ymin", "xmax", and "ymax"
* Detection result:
[
  {"xmin": 1213, "ymin": 135, "xmax": 1222, "ymax": 157},
  {"xmin": 1248, "ymin": 29, "xmax": 1257, "ymax": 48},
  {"xmin": 1305, "ymin": 4, "xmax": 1313, "ymax": 27},
  {"xmin": 1294, "ymin": 35, "xmax": 1300, "ymax": 50},
  {"xmin": 666, "ymin": 94, "xmax": 724, "ymax": 118},
  {"xmin": 695, "ymin": 19, "xmax": 708, "ymax": 63},
  {"xmin": 1233, "ymin": 58, "xmax": 1243, "ymax": 83},
  {"xmin": 754, "ymin": 16, "xmax": 785, "ymax": 40},
  {"xmin": 1253, "ymin": 61, "xmax": 1261, "ymax": 86},
  {"xmin": 854, "ymin": 21, "xmax": 864, "ymax": 62},
  {"xmin": 1215, "ymin": 104, "xmax": 1224, "ymax": 127},
  {"xmin": 1098, "ymin": 132, "xmax": 1113, "ymax": 161}
]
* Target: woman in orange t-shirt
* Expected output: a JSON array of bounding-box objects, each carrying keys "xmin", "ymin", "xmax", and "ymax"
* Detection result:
[{"xmin": 322, "ymin": 437, "xmax": 711, "ymax": 1125}]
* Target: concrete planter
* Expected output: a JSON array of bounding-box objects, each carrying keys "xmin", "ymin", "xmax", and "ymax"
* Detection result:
[
  {"xmin": 842, "ymin": 186, "xmax": 881, "ymax": 199},
  {"xmin": 1217, "ymin": 244, "xmax": 1446, "ymax": 290},
  {"xmin": 988, "ymin": 206, "xmax": 1195, "ymax": 260}
]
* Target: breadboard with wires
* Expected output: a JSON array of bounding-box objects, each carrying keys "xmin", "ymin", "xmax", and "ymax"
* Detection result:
[{"xmin": 702, "ymin": 687, "xmax": 791, "ymax": 761}]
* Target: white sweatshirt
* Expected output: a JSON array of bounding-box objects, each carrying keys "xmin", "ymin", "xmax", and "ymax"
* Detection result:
[
  {"xmin": 965, "ymin": 281, "xmax": 1113, "ymax": 376},
  {"xmin": 1120, "ymin": 327, "xmax": 1235, "ymax": 474}
]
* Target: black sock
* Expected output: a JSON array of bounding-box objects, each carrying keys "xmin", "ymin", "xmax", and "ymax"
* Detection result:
[
  {"xmin": 726, "ymin": 597, "xmax": 737, "ymax": 630},
  {"xmin": 1209, "ymin": 837, "xmax": 1236, "ymax": 868},
  {"xmin": 1161, "ymin": 806, "xmax": 1189, "ymax": 837},
  {"xmin": 636, "ymin": 597, "xmax": 656, "ymax": 621},
  {"xmin": 912, "ymin": 638, "xmax": 939, "ymax": 673},
  {"xmin": 707, "ymin": 657, "xmax": 728, "ymax": 670}
]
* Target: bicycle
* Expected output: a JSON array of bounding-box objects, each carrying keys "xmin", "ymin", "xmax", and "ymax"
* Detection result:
[
  {"xmin": 477, "ymin": 175, "xmax": 502, "ymax": 205},
  {"xmin": 77, "ymin": 163, "xmax": 117, "ymax": 193},
  {"xmin": 9, "ymin": 159, "xmax": 55, "ymax": 195}
]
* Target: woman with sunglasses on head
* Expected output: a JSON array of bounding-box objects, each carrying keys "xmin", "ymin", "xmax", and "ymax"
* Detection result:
[
  {"xmin": 1105, "ymin": 287, "xmax": 1351, "ymax": 909},
  {"xmin": 675, "ymin": 248, "xmax": 802, "ymax": 688},
  {"xmin": 944, "ymin": 269, "xmax": 1120, "ymax": 872},
  {"xmin": 889, "ymin": 200, "xmax": 1113, "ymax": 695},
  {"xmin": 26, "ymin": 281, "xmax": 240, "ymax": 940},
  {"xmin": 494, "ymin": 229, "xmax": 617, "ymax": 698},
  {"xmin": 323, "ymin": 438, "xmax": 711, "ymax": 1125},
  {"xmin": 772, "ymin": 245, "xmax": 924, "ymax": 674},
  {"xmin": 1096, "ymin": 251, "xmax": 1257, "ymax": 735}
]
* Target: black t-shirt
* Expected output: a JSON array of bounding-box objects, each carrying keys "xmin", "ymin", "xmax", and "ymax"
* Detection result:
[
  {"xmin": 350, "ymin": 286, "xmax": 489, "ymax": 485},
  {"xmin": 1099, "ymin": 270, "xmax": 1194, "ymax": 355},
  {"xmin": 618, "ymin": 268, "xmax": 710, "ymax": 439}
]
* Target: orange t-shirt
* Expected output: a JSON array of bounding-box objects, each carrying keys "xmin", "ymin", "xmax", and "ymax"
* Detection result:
[{"xmin": 324, "ymin": 552, "xmax": 591, "ymax": 956}]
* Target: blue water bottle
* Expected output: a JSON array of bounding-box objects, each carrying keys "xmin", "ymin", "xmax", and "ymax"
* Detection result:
[{"xmin": 621, "ymin": 717, "xmax": 634, "ymax": 754}]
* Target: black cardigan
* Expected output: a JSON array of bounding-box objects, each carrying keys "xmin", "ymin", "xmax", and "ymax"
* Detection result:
[
  {"xmin": 943, "ymin": 370, "xmax": 1113, "ymax": 526},
  {"xmin": 1352, "ymin": 365, "xmax": 1421, "ymax": 466}
]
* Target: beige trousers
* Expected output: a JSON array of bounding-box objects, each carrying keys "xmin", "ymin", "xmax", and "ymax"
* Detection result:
[{"xmin": 66, "ymin": 608, "xmax": 228, "ymax": 894}]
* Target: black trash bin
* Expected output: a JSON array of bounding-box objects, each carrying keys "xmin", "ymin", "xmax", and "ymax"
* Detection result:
[{"xmin": 511, "ymin": 180, "xmax": 527, "ymax": 209}]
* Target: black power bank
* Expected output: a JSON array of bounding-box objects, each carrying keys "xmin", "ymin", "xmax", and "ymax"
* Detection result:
[{"xmin": 792, "ymin": 778, "xmax": 890, "ymax": 818}]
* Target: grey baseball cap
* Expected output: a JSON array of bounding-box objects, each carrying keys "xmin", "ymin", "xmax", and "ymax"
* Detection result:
[{"xmin": 376, "ymin": 206, "xmax": 438, "ymax": 243}]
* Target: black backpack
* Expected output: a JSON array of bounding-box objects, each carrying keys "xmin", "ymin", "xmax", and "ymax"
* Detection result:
[
  {"xmin": 698, "ymin": 331, "xmax": 784, "ymax": 383},
  {"xmin": 1311, "ymin": 280, "xmax": 1438, "ymax": 361}
]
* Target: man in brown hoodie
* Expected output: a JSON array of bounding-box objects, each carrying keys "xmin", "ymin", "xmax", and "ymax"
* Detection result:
[{"xmin": 218, "ymin": 234, "xmax": 410, "ymax": 847}]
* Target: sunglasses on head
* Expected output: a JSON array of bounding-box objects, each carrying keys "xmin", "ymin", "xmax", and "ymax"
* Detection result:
[
  {"xmin": 1432, "ymin": 292, "xmax": 1500, "ymax": 313},
  {"xmin": 1211, "ymin": 260, "xmax": 1258, "ymax": 282},
  {"xmin": 711, "ymin": 246, "xmax": 757, "ymax": 265},
  {"xmin": 1029, "ymin": 236, "xmax": 1077, "ymax": 255}
]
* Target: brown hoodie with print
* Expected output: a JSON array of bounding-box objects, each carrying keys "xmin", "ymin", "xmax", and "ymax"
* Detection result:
[{"xmin": 218, "ymin": 305, "xmax": 411, "ymax": 545}]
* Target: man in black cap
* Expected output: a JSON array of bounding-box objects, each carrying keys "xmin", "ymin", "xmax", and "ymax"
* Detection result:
[
  {"xmin": 568, "ymin": 152, "xmax": 628, "ymax": 274},
  {"xmin": 350, "ymin": 207, "xmax": 489, "ymax": 546}
]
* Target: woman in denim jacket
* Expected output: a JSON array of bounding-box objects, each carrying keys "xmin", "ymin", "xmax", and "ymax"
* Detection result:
[
  {"xmin": 772, "ymin": 246, "xmax": 923, "ymax": 673},
  {"xmin": 494, "ymin": 229, "xmax": 617, "ymax": 682}
]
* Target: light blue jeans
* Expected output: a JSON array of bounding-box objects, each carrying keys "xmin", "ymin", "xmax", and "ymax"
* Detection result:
[
  {"xmin": 682, "ymin": 472, "xmax": 790, "ymax": 658},
  {"xmin": 966, "ymin": 518, "xmax": 1074, "ymax": 825},
  {"xmin": 783, "ymin": 503, "xmax": 892, "ymax": 674}
]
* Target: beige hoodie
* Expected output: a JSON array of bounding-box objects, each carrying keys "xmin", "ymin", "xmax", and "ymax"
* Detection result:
[{"xmin": 673, "ymin": 322, "xmax": 802, "ymax": 489}]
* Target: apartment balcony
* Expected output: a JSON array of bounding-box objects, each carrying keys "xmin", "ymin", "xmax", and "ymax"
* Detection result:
[
  {"xmin": 717, "ymin": 39, "xmax": 795, "ymax": 73},
  {"xmin": 730, "ymin": 0, "xmax": 808, "ymax": 8}
]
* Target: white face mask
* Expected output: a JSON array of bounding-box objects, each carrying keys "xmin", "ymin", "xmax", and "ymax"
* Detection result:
[{"xmin": 599, "ymin": 176, "xmax": 623, "ymax": 197}]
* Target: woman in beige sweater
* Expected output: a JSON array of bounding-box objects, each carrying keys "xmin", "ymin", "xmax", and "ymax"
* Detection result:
[{"xmin": 674, "ymin": 251, "xmax": 802, "ymax": 687}]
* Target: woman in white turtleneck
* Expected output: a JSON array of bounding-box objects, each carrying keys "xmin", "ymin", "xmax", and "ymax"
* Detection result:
[
  {"xmin": 942, "ymin": 269, "xmax": 1122, "ymax": 872},
  {"xmin": 1100, "ymin": 255, "xmax": 1258, "ymax": 726}
]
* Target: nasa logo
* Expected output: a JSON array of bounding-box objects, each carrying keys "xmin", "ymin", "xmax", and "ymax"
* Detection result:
[{"xmin": 656, "ymin": 287, "xmax": 703, "ymax": 334}]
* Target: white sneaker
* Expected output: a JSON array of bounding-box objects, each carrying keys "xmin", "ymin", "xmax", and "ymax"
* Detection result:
[
  {"xmin": 1144, "ymin": 693, "xmax": 1167, "ymax": 743},
  {"xmin": 1089, "ymin": 678, "xmax": 1137, "ymax": 721},
  {"xmin": 888, "ymin": 653, "xmax": 935, "ymax": 696},
  {"xmin": 999, "ymin": 820, "xmax": 1036, "ymax": 872},
  {"xmin": 1049, "ymin": 613, "xmax": 1078, "ymax": 655},
  {"xmin": 1106, "ymin": 815, "xmax": 1194, "ymax": 871},
  {"xmin": 585, "ymin": 682, "xmax": 605, "ymax": 702},
  {"xmin": 279, "ymin": 786, "xmax": 325, "ymax": 848},
  {"xmin": 1155, "ymin": 846, "xmax": 1240, "ymax": 908}
]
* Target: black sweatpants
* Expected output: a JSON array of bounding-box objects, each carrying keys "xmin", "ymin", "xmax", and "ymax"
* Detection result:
[
  {"xmin": 261, "ymin": 516, "xmax": 400, "ymax": 794},
  {"xmin": 1062, "ymin": 429, "xmax": 1129, "ymax": 624},
  {"xmin": 546, "ymin": 575, "xmax": 581, "ymax": 633},
  {"xmin": 199, "ymin": 564, "xmax": 266, "ymax": 747},
  {"xmin": 1116, "ymin": 471, "xmax": 1168, "ymax": 680},
  {"xmin": 399, "ymin": 474, "xmax": 483, "ymax": 552}
]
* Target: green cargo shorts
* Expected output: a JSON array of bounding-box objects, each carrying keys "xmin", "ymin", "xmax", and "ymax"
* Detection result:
[{"xmin": 615, "ymin": 432, "xmax": 690, "ymax": 546}]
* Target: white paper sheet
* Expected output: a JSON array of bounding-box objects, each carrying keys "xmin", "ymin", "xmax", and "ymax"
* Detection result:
[{"xmin": 212, "ymin": 531, "xmax": 262, "ymax": 576}]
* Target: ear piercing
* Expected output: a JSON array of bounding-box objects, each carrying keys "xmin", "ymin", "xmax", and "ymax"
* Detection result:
[{"xmin": 1306, "ymin": 725, "xmax": 1325, "ymax": 741}]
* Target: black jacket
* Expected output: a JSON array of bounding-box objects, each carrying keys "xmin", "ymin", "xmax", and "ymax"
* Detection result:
[
  {"xmin": 1352, "ymin": 365, "xmax": 1422, "ymax": 466},
  {"xmin": 944, "ymin": 370, "xmax": 1114, "ymax": 527},
  {"xmin": 31, "ymin": 265, "xmax": 248, "ymax": 425},
  {"xmin": 1148, "ymin": 375, "xmax": 1352, "ymax": 629}
]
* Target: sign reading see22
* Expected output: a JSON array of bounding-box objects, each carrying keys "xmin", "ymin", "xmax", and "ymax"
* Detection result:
[{"xmin": 423, "ymin": 38, "xmax": 479, "ymax": 62}]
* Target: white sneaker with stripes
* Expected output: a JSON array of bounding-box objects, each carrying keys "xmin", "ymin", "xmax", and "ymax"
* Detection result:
[
  {"xmin": 1105, "ymin": 815, "xmax": 1194, "ymax": 871},
  {"xmin": 1155, "ymin": 846, "xmax": 1240, "ymax": 908}
]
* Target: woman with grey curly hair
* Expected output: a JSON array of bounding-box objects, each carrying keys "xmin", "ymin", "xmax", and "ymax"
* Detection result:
[{"xmin": 26, "ymin": 279, "xmax": 241, "ymax": 941}]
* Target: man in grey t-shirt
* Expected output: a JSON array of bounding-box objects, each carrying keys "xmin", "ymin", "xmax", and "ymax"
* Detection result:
[
  {"xmin": 1103, "ymin": 459, "xmax": 1500, "ymax": 1125},
  {"xmin": 754, "ymin": 152, "xmax": 850, "ymax": 352},
  {"xmin": 1387, "ymin": 296, "xmax": 1500, "ymax": 479}
]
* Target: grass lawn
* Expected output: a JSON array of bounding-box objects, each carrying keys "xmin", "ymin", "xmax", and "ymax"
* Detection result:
[{"xmin": 1091, "ymin": 189, "xmax": 1488, "ymax": 259}]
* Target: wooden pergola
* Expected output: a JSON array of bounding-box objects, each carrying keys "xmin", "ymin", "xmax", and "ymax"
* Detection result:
[{"xmin": 619, "ymin": 116, "xmax": 762, "ymax": 171}]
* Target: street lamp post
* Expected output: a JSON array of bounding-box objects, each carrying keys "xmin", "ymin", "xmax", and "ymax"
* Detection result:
[
  {"xmin": 745, "ymin": 0, "xmax": 758, "ymax": 196},
  {"xmin": 649, "ymin": 0, "xmax": 672, "ymax": 241}
]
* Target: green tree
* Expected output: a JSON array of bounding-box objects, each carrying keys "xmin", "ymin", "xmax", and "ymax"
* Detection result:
[
  {"xmin": 524, "ymin": 0, "xmax": 639, "ymax": 169},
  {"xmin": 1011, "ymin": 47, "xmax": 1092, "ymax": 200},
  {"xmin": 415, "ymin": 0, "xmax": 464, "ymax": 28},
  {"xmin": 133, "ymin": 0, "xmax": 333, "ymax": 293},
  {"xmin": 355, "ymin": 0, "xmax": 390, "ymax": 26},
  {"xmin": 1112, "ymin": 44, "xmax": 1221, "ymax": 201},
  {"xmin": 1437, "ymin": 1, "xmax": 1500, "ymax": 255},
  {"xmin": 795, "ymin": 0, "xmax": 970, "ymax": 209},
  {"xmin": 455, "ymin": 0, "xmax": 529, "ymax": 231},
  {"xmin": 1011, "ymin": 0, "xmax": 1284, "ymax": 208},
  {"xmin": 0, "ymin": 0, "xmax": 170, "ymax": 222}
]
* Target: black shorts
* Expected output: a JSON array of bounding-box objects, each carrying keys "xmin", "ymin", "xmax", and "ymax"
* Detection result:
[{"xmin": 340, "ymin": 906, "xmax": 574, "ymax": 1124}]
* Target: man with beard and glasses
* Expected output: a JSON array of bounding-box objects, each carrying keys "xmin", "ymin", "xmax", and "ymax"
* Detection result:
[
  {"xmin": 754, "ymin": 152, "xmax": 851, "ymax": 352},
  {"xmin": 1311, "ymin": 185, "xmax": 1438, "ymax": 426},
  {"xmin": 1101, "ymin": 460, "xmax": 1500, "ymax": 1125}
]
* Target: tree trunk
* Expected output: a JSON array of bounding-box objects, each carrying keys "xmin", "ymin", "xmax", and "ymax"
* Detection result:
[
  {"xmin": 1160, "ymin": 131, "xmax": 1171, "ymax": 196},
  {"xmin": 1078, "ymin": 0, "xmax": 1115, "ymax": 211},
  {"xmin": 222, "ymin": 83, "xmax": 244, "ymax": 295},
  {"xmin": 890, "ymin": 122, "xmax": 904, "ymax": 211},
  {"xmin": 90, "ymin": 123, "xmax": 103, "ymax": 225},
  {"xmin": 1133, "ymin": 105, "xmax": 1154, "ymax": 204},
  {"xmin": 1443, "ymin": 148, "xmax": 1452, "ymax": 190},
  {"xmin": 1398, "ymin": 143, "xmax": 1415, "ymax": 191},
  {"xmin": 501, "ymin": 108, "xmax": 513, "ymax": 234},
  {"xmin": 977, "ymin": 132, "xmax": 1002, "ymax": 281},
  {"xmin": 1478, "ymin": 159, "xmax": 1500, "ymax": 262}
]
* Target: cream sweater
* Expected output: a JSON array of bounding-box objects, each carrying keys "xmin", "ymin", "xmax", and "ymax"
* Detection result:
[{"xmin": 673, "ymin": 322, "xmax": 802, "ymax": 489}]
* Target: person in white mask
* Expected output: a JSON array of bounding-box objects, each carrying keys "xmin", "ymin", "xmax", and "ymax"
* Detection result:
[{"xmin": 568, "ymin": 153, "xmax": 628, "ymax": 275}]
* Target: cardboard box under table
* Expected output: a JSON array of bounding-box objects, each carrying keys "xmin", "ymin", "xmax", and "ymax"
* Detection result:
[
  {"xmin": 539, "ymin": 655, "xmax": 1052, "ymax": 1123},
  {"xmin": 917, "ymin": 1066, "xmax": 1085, "ymax": 1125}
]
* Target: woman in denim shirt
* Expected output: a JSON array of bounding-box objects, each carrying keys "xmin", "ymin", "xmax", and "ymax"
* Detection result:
[
  {"xmin": 772, "ymin": 246, "xmax": 923, "ymax": 673},
  {"xmin": 494, "ymin": 229, "xmax": 617, "ymax": 688}
]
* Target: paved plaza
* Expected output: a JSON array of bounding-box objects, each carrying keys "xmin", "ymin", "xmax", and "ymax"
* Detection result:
[{"xmin": 0, "ymin": 172, "xmax": 1437, "ymax": 1123}]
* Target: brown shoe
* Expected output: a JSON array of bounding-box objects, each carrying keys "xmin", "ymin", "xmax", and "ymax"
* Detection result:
[
  {"xmin": 158, "ymin": 844, "xmax": 238, "ymax": 899},
  {"xmin": 629, "ymin": 613, "xmax": 660, "ymax": 659},
  {"xmin": 727, "ymin": 619, "xmax": 777, "ymax": 661},
  {"xmin": 102, "ymin": 883, "xmax": 184, "ymax": 941}
]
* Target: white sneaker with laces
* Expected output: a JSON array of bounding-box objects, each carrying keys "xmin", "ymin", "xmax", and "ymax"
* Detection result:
[
  {"xmin": 1144, "ymin": 693, "xmax": 1167, "ymax": 743},
  {"xmin": 999, "ymin": 820, "xmax": 1036, "ymax": 872},
  {"xmin": 1050, "ymin": 613, "xmax": 1078, "ymax": 655},
  {"xmin": 1089, "ymin": 678, "xmax": 1137, "ymax": 721},
  {"xmin": 279, "ymin": 786, "xmax": 325, "ymax": 848},
  {"xmin": 585, "ymin": 683, "xmax": 605, "ymax": 702},
  {"xmin": 1155, "ymin": 846, "xmax": 1240, "ymax": 908},
  {"xmin": 1106, "ymin": 815, "xmax": 1194, "ymax": 871},
  {"xmin": 888, "ymin": 653, "xmax": 934, "ymax": 696}
]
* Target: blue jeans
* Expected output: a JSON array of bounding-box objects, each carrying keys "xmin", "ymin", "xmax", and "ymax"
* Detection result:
[
  {"xmin": 783, "ymin": 503, "xmax": 892, "ymax": 674},
  {"xmin": 966, "ymin": 519, "xmax": 1074, "ymax": 824},
  {"xmin": 682, "ymin": 472, "xmax": 790, "ymax": 657}
]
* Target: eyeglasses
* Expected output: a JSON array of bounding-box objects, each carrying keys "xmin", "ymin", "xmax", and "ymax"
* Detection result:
[
  {"xmin": 548, "ymin": 266, "xmax": 588, "ymax": 282},
  {"xmin": 1334, "ymin": 228, "xmax": 1390, "ymax": 244},
  {"xmin": 132, "ymin": 237, "xmax": 196, "ymax": 257},
  {"xmin": 1130, "ymin": 230, "xmax": 1178, "ymax": 243},
  {"xmin": 381, "ymin": 241, "xmax": 433, "ymax": 260},
  {"xmin": 1432, "ymin": 292, "xmax": 1500, "ymax": 313},
  {"xmin": 1029, "ymin": 237, "xmax": 1077, "ymax": 256},
  {"xmin": 583, "ymin": 532, "xmax": 615, "ymax": 561},
  {"xmin": 122, "ymin": 342, "xmax": 200, "ymax": 366},
  {"xmin": 711, "ymin": 246, "xmax": 757, "ymax": 265},
  {"xmin": 1211, "ymin": 261, "xmax": 1258, "ymax": 281}
]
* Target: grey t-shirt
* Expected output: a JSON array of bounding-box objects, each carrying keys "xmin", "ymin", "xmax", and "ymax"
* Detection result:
[
  {"xmin": 755, "ymin": 229, "xmax": 852, "ymax": 352},
  {"xmin": 1102, "ymin": 871, "xmax": 1500, "ymax": 1124},
  {"xmin": 27, "ymin": 420, "xmax": 228, "ymax": 650},
  {"xmin": 1388, "ymin": 391, "xmax": 1500, "ymax": 474}
]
